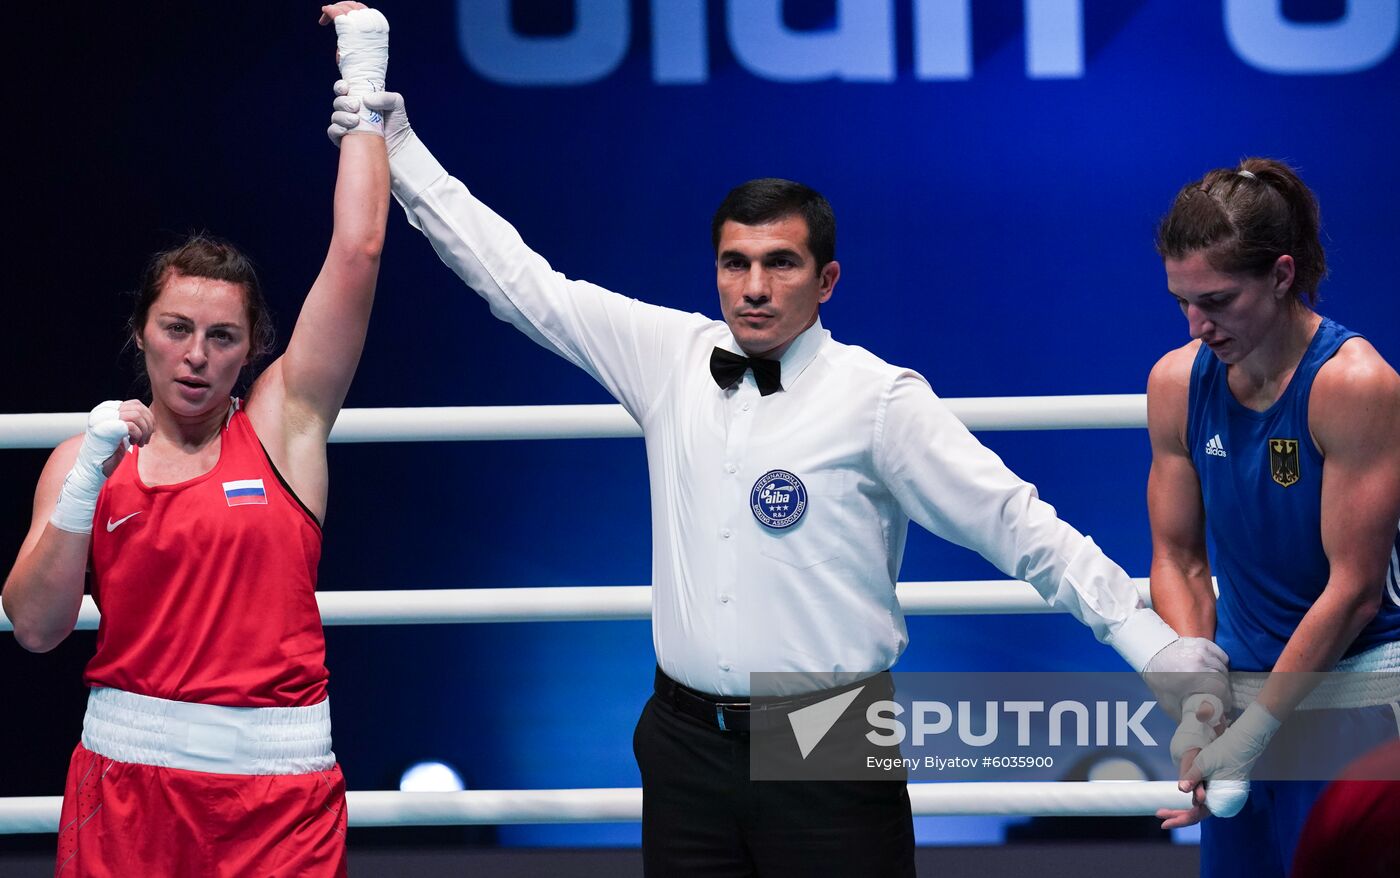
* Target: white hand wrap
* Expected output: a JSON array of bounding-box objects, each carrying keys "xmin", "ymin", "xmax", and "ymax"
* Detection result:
[
  {"xmin": 1204, "ymin": 780, "xmax": 1250, "ymax": 818},
  {"xmin": 50, "ymin": 401, "xmax": 129, "ymax": 534},
  {"xmin": 334, "ymin": 8, "xmax": 390, "ymax": 135},
  {"xmin": 1169, "ymin": 693, "xmax": 1224, "ymax": 764},
  {"xmin": 328, "ymin": 87, "xmax": 413, "ymax": 158},
  {"xmin": 1193, "ymin": 702, "xmax": 1281, "ymax": 818}
]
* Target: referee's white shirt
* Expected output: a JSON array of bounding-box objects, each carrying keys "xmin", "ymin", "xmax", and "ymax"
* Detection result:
[{"xmin": 391, "ymin": 137, "xmax": 1177, "ymax": 696}]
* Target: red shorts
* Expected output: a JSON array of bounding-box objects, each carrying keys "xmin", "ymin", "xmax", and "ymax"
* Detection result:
[
  {"xmin": 1290, "ymin": 739, "xmax": 1400, "ymax": 878},
  {"xmin": 56, "ymin": 743, "xmax": 348, "ymax": 877}
]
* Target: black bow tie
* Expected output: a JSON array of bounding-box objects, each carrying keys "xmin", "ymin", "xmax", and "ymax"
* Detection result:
[{"xmin": 710, "ymin": 347, "xmax": 783, "ymax": 396}]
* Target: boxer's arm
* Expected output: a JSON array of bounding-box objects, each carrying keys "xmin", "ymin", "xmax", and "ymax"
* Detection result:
[
  {"xmin": 3, "ymin": 401, "xmax": 153, "ymax": 652},
  {"xmin": 1143, "ymin": 349, "xmax": 1230, "ymax": 724},
  {"xmin": 249, "ymin": 128, "xmax": 389, "ymax": 438},
  {"xmin": 247, "ymin": 6, "xmax": 390, "ymax": 516},
  {"xmin": 3, "ymin": 440, "xmax": 90, "ymax": 652},
  {"xmin": 1146, "ymin": 344, "xmax": 1217, "ymax": 639},
  {"xmin": 1255, "ymin": 340, "xmax": 1400, "ymax": 706},
  {"xmin": 1143, "ymin": 346, "xmax": 1232, "ymax": 828}
]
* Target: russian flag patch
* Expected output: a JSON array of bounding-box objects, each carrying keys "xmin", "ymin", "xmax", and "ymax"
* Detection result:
[{"xmin": 222, "ymin": 478, "xmax": 268, "ymax": 507}]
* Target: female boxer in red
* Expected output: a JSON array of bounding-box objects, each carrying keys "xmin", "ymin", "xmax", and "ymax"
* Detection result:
[{"xmin": 2, "ymin": 5, "xmax": 390, "ymax": 874}]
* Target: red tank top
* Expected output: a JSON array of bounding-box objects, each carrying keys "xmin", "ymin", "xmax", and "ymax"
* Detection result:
[{"xmin": 86, "ymin": 401, "xmax": 328, "ymax": 707}]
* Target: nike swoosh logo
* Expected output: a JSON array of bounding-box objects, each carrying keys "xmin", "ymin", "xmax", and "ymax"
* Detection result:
[{"xmin": 106, "ymin": 512, "xmax": 143, "ymax": 532}]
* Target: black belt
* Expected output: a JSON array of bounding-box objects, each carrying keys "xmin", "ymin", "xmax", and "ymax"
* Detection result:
[{"xmin": 653, "ymin": 667, "xmax": 890, "ymax": 734}]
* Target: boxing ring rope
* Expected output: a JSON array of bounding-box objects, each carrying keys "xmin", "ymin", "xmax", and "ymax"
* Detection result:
[
  {"xmin": 0, "ymin": 783, "xmax": 1191, "ymax": 834},
  {"xmin": 0, "ymin": 580, "xmax": 1155, "ymax": 632},
  {"xmin": 1, "ymin": 395, "xmax": 1185, "ymax": 834},
  {"xmin": 0, "ymin": 394, "xmax": 1147, "ymax": 448}
]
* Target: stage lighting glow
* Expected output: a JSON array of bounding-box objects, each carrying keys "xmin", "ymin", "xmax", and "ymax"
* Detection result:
[
  {"xmin": 399, "ymin": 760, "xmax": 466, "ymax": 792},
  {"xmin": 1085, "ymin": 756, "xmax": 1149, "ymax": 783}
]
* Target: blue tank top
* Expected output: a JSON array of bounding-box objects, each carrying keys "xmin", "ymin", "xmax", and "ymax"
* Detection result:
[{"xmin": 1187, "ymin": 317, "xmax": 1400, "ymax": 672}]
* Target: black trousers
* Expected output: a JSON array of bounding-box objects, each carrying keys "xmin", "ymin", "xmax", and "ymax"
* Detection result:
[{"xmin": 633, "ymin": 685, "xmax": 916, "ymax": 877}]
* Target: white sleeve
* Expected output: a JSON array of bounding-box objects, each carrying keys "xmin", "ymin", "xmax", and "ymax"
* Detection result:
[
  {"xmin": 388, "ymin": 134, "xmax": 703, "ymax": 419},
  {"xmin": 874, "ymin": 372, "xmax": 1177, "ymax": 670}
]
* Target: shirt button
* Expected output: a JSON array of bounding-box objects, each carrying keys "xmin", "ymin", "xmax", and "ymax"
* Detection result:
[
  {"xmin": 721, "ymin": 529, "xmax": 731, "ymax": 539},
  {"xmin": 742, "ymin": 403, "xmax": 751, "ymax": 412},
  {"xmin": 725, "ymin": 463, "xmax": 737, "ymax": 474},
  {"xmin": 720, "ymin": 662, "xmax": 732, "ymax": 672},
  {"xmin": 719, "ymin": 593, "xmax": 731, "ymax": 603}
]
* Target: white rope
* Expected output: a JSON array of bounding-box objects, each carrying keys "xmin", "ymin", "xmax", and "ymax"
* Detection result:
[
  {"xmin": 0, "ymin": 782, "xmax": 1189, "ymax": 833},
  {"xmin": 0, "ymin": 396, "xmax": 1170, "ymax": 837},
  {"xmin": 910, "ymin": 781, "xmax": 1190, "ymax": 816},
  {"xmin": 0, "ymin": 395, "xmax": 1147, "ymax": 449},
  {"xmin": 0, "ymin": 580, "xmax": 1154, "ymax": 633},
  {"xmin": 0, "ymin": 798, "xmax": 59, "ymax": 835},
  {"xmin": 349, "ymin": 789, "xmax": 643, "ymax": 826}
]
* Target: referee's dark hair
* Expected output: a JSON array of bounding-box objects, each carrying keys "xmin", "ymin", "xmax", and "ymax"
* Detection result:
[{"xmin": 712, "ymin": 178, "xmax": 836, "ymax": 271}]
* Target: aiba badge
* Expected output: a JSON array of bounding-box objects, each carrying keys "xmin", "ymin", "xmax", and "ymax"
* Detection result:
[{"xmin": 750, "ymin": 470, "xmax": 808, "ymax": 529}]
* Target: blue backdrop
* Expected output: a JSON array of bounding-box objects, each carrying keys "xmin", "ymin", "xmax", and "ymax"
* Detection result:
[{"xmin": 3, "ymin": 0, "xmax": 1397, "ymax": 848}]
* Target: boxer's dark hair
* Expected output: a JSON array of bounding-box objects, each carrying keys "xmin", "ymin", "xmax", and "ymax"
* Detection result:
[
  {"xmin": 712, "ymin": 178, "xmax": 836, "ymax": 271},
  {"xmin": 128, "ymin": 233, "xmax": 276, "ymax": 383},
  {"xmin": 1156, "ymin": 158, "xmax": 1327, "ymax": 305}
]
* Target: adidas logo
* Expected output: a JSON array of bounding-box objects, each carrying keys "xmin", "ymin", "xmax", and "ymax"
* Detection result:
[{"xmin": 1205, "ymin": 434, "xmax": 1228, "ymax": 458}]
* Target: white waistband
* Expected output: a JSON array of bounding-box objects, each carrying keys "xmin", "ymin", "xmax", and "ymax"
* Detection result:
[
  {"xmin": 82, "ymin": 687, "xmax": 335, "ymax": 775},
  {"xmin": 1230, "ymin": 640, "xmax": 1400, "ymax": 711}
]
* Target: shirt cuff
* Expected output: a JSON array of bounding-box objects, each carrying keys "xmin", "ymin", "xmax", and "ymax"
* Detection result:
[
  {"xmin": 1107, "ymin": 608, "xmax": 1179, "ymax": 672},
  {"xmin": 389, "ymin": 133, "xmax": 448, "ymax": 205}
]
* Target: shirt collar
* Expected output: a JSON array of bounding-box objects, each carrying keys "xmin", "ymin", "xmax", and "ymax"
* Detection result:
[
  {"xmin": 719, "ymin": 316, "xmax": 827, "ymax": 392},
  {"xmin": 775, "ymin": 316, "xmax": 826, "ymax": 388}
]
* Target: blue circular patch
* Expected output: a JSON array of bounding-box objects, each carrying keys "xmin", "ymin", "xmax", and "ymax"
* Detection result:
[{"xmin": 750, "ymin": 470, "xmax": 808, "ymax": 529}]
